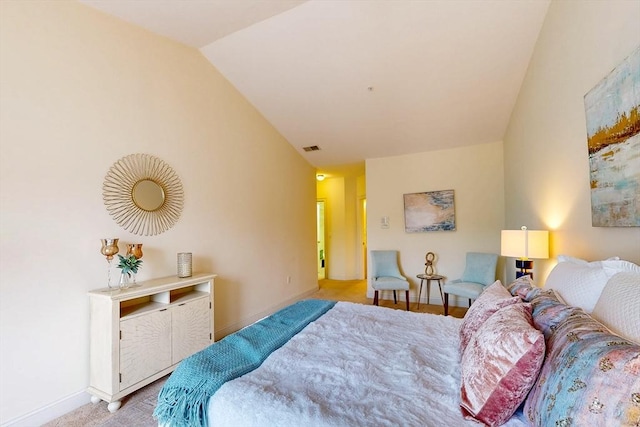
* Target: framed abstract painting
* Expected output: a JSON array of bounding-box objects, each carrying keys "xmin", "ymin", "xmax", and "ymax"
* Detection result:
[
  {"xmin": 584, "ymin": 46, "xmax": 640, "ymax": 227},
  {"xmin": 403, "ymin": 189, "xmax": 456, "ymax": 232}
]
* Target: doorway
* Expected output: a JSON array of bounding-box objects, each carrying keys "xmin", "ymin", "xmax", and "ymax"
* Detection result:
[
  {"xmin": 316, "ymin": 200, "xmax": 326, "ymax": 279},
  {"xmin": 357, "ymin": 197, "xmax": 367, "ymax": 279}
]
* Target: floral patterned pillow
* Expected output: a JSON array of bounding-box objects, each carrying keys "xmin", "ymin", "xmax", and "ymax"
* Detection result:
[
  {"xmin": 525, "ymin": 288, "xmax": 573, "ymax": 338},
  {"xmin": 505, "ymin": 275, "xmax": 535, "ymax": 298},
  {"xmin": 523, "ymin": 297, "xmax": 640, "ymax": 426}
]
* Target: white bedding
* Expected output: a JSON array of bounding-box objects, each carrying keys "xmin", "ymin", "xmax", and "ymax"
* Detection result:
[{"xmin": 207, "ymin": 302, "xmax": 527, "ymax": 427}]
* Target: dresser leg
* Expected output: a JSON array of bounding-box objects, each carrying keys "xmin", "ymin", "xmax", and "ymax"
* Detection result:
[
  {"xmin": 90, "ymin": 395, "xmax": 101, "ymax": 404},
  {"xmin": 107, "ymin": 400, "xmax": 122, "ymax": 412}
]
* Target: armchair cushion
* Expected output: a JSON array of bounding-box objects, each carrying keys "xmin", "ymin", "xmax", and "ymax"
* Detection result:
[
  {"xmin": 372, "ymin": 276, "xmax": 410, "ymax": 291},
  {"xmin": 461, "ymin": 252, "xmax": 499, "ymax": 285},
  {"xmin": 443, "ymin": 281, "xmax": 485, "ymax": 300}
]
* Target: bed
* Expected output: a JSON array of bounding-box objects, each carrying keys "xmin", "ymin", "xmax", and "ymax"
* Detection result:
[{"xmin": 155, "ymin": 256, "xmax": 640, "ymax": 427}]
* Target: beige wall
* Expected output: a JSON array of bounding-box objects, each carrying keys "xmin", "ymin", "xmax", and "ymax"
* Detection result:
[
  {"xmin": 366, "ymin": 141, "xmax": 506, "ymax": 305},
  {"xmin": 503, "ymin": 0, "xmax": 640, "ymax": 281},
  {"xmin": 0, "ymin": 1, "xmax": 317, "ymax": 423}
]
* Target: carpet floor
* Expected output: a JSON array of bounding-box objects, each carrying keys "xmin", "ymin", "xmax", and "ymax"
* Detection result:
[
  {"xmin": 45, "ymin": 279, "xmax": 465, "ymax": 426},
  {"xmin": 43, "ymin": 376, "xmax": 165, "ymax": 427}
]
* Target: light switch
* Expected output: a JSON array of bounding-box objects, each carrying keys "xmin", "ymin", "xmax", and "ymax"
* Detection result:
[{"xmin": 381, "ymin": 216, "xmax": 389, "ymax": 229}]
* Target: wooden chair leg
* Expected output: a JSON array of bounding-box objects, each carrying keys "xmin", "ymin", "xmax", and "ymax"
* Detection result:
[
  {"xmin": 444, "ymin": 293, "xmax": 449, "ymax": 316},
  {"xmin": 393, "ymin": 290, "xmax": 397, "ymax": 304},
  {"xmin": 468, "ymin": 298, "xmax": 472, "ymax": 308},
  {"xmin": 405, "ymin": 290, "xmax": 410, "ymax": 311},
  {"xmin": 373, "ymin": 290, "xmax": 379, "ymax": 306}
]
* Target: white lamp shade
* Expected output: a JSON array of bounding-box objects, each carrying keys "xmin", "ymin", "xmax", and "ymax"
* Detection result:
[{"xmin": 501, "ymin": 229, "xmax": 549, "ymax": 259}]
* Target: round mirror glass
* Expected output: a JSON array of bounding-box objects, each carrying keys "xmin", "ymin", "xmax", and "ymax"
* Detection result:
[{"xmin": 132, "ymin": 179, "xmax": 165, "ymax": 211}]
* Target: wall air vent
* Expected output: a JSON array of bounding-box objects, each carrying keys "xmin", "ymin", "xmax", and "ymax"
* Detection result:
[{"xmin": 303, "ymin": 145, "xmax": 321, "ymax": 152}]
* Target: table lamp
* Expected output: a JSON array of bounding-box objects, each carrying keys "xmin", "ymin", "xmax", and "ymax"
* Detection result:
[{"xmin": 501, "ymin": 226, "xmax": 549, "ymax": 279}]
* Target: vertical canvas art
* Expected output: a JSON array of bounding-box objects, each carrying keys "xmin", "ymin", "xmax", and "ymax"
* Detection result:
[
  {"xmin": 403, "ymin": 190, "xmax": 455, "ymax": 232},
  {"xmin": 584, "ymin": 46, "xmax": 640, "ymax": 227}
]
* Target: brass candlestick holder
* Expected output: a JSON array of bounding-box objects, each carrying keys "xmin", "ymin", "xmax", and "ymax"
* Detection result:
[
  {"xmin": 100, "ymin": 238, "xmax": 119, "ymax": 290},
  {"xmin": 127, "ymin": 243, "xmax": 143, "ymax": 260},
  {"xmin": 126, "ymin": 243, "xmax": 143, "ymax": 286}
]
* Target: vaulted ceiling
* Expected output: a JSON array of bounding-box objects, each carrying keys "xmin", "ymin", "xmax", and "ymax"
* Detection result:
[{"xmin": 80, "ymin": 0, "xmax": 550, "ymax": 171}]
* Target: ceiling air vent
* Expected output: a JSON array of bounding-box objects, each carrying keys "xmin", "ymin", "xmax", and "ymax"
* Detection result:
[{"xmin": 302, "ymin": 145, "xmax": 321, "ymax": 152}]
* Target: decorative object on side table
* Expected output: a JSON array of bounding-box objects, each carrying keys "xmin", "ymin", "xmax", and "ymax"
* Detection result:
[
  {"xmin": 418, "ymin": 251, "xmax": 444, "ymax": 309},
  {"xmin": 100, "ymin": 238, "xmax": 119, "ymax": 290},
  {"xmin": 116, "ymin": 254, "xmax": 143, "ymax": 289},
  {"xmin": 177, "ymin": 252, "xmax": 192, "ymax": 278},
  {"xmin": 424, "ymin": 251, "xmax": 436, "ymax": 275}
]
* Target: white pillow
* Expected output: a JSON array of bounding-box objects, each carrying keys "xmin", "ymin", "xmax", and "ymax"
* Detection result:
[
  {"xmin": 556, "ymin": 254, "xmax": 620, "ymax": 266},
  {"xmin": 600, "ymin": 259, "xmax": 640, "ymax": 278},
  {"xmin": 592, "ymin": 272, "xmax": 640, "ymax": 344},
  {"xmin": 556, "ymin": 255, "xmax": 590, "ymax": 265},
  {"xmin": 544, "ymin": 261, "xmax": 609, "ymax": 313}
]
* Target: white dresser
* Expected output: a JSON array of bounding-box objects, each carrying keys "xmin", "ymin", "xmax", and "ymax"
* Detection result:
[{"xmin": 87, "ymin": 273, "xmax": 216, "ymax": 412}]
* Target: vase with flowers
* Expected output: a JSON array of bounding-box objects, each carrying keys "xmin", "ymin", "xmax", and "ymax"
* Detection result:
[{"xmin": 116, "ymin": 254, "xmax": 143, "ymax": 289}]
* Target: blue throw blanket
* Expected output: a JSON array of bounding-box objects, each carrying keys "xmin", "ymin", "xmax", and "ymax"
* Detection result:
[{"xmin": 154, "ymin": 299, "xmax": 337, "ymax": 427}]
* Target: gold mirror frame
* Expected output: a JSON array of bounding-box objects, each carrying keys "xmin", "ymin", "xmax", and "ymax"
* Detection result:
[{"xmin": 103, "ymin": 154, "xmax": 184, "ymax": 236}]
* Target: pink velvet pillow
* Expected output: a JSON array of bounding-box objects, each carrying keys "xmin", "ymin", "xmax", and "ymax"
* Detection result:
[
  {"xmin": 460, "ymin": 303, "xmax": 545, "ymax": 427},
  {"xmin": 459, "ymin": 280, "xmax": 520, "ymax": 351}
]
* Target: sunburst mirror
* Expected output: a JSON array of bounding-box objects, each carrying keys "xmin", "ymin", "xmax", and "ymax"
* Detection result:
[{"xmin": 103, "ymin": 154, "xmax": 184, "ymax": 236}]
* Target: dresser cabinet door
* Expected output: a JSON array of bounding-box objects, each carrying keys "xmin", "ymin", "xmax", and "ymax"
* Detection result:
[
  {"xmin": 172, "ymin": 297, "xmax": 211, "ymax": 362},
  {"xmin": 119, "ymin": 309, "xmax": 172, "ymax": 390}
]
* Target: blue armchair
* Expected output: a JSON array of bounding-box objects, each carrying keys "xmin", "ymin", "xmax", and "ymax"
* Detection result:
[
  {"xmin": 370, "ymin": 250, "xmax": 410, "ymax": 311},
  {"xmin": 443, "ymin": 252, "xmax": 498, "ymax": 316}
]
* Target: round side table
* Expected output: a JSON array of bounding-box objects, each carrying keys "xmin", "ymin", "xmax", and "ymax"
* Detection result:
[{"xmin": 416, "ymin": 274, "xmax": 445, "ymax": 309}]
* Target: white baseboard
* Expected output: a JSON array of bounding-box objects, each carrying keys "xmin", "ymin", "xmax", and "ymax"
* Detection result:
[{"xmin": 1, "ymin": 390, "xmax": 91, "ymax": 427}]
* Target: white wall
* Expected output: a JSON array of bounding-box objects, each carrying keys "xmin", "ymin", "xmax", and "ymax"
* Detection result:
[
  {"xmin": 366, "ymin": 141, "xmax": 506, "ymax": 305},
  {"xmin": 503, "ymin": 0, "xmax": 640, "ymax": 280},
  {"xmin": 0, "ymin": 1, "xmax": 317, "ymax": 424}
]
